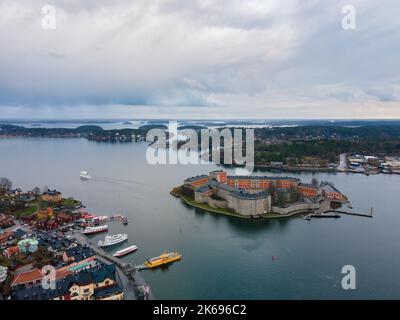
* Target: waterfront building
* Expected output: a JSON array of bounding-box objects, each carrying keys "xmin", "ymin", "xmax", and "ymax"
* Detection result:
[
  {"xmin": 182, "ymin": 170, "xmax": 346, "ymax": 217},
  {"xmin": 41, "ymin": 190, "xmax": 62, "ymax": 202},
  {"xmin": 12, "ymin": 262, "xmax": 124, "ymax": 300},
  {"xmin": 63, "ymin": 245, "xmax": 95, "ymax": 263},
  {"xmin": 184, "ymin": 175, "xmax": 210, "ymax": 188},
  {"xmin": 321, "ymin": 183, "xmax": 345, "ymax": 201},
  {"xmin": 297, "ymin": 183, "xmax": 319, "ymax": 198}
]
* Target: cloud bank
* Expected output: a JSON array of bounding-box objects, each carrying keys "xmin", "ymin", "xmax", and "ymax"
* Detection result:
[{"xmin": 0, "ymin": 0, "xmax": 399, "ymax": 118}]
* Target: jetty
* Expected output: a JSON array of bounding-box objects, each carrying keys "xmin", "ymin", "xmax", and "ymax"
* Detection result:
[
  {"xmin": 326, "ymin": 209, "xmax": 373, "ymax": 218},
  {"xmin": 304, "ymin": 207, "xmax": 374, "ymax": 220},
  {"xmin": 72, "ymin": 231, "xmax": 155, "ymax": 300},
  {"xmin": 303, "ymin": 213, "xmax": 341, "ymax": 220}
]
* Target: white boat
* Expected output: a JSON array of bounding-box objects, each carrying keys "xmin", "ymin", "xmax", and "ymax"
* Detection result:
[
  {"xmin": 98, "ymin": 233, "xmax": 128, "ymax": 247},
  {"xmin": 82, "ymin": 225, "xmax": 108, "ymax": 235},
  {"xmin": 0, "ymin": 266, "xmax": 8, "ymax": 283},
  {"xmin": 80, "ymin": 171, "xmax": 92, "ymax": 180},
  {"xmin": 113, "ymin": 245, "xmax": 138, "ymax": 257}
]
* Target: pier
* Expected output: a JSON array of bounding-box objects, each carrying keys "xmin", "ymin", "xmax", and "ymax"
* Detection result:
[
  {"xmin": 303, "ymin": 213, "xmax": 341, "ymax": 220},
  {"xmin": 304, "ymin": 208, "xmax": 374, "ymax": 220},
  {"xmin": 325, "ymin": 209, "xmax": 373, "ymax": 218},
  {"xmin": 71, "ymin": 231, "xmax": 155, "ymax": 300}
]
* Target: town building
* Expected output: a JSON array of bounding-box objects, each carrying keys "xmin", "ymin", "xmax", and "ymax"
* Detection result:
[
  {"xmin": 3, "ymin": 245, "xmax": 20, "ymax": 258},
  {"xmin": 0, "ymin": 231, "xmax": 14, "ymax": 246},
  {"xmin": 12, "ymin": 262, "xmax": 124, "ymax": 300},
  {"xmin": 41, "ymin": 190, "xmax": 62, "ymax": 202},
  {"xmin": 18, "ymin": 238, "xmax": 39, "ymax": 254}
]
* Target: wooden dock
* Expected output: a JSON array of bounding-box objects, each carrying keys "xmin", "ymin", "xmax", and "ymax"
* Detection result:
[
  {"xmin": 303, "ymin": 213, "xmax": 341, "ymax": 220},
  {"xmin": 326, "ymin": 210, "xmax": 373, "ymax": 218},
  {"xmin": 303, "ymin": 207, "xmax": 373, "ymax": 221}
]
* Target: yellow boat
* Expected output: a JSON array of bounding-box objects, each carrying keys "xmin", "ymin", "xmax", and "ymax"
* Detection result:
[{"xmin": 144, "ymin": 251, "xmax": 182, "ymax": 269}]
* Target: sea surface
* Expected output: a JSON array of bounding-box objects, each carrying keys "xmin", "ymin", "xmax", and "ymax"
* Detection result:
[{"xmin": 1, "ymin": 137, "xmax": 400, "ymax": 299}]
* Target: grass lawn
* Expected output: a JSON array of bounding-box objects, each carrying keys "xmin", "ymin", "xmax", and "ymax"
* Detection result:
[
  {"xmin": 60, "ymin": 198, "xmax": 80, "ymax": 207},
  {"xmin": 14, "ymin": 203, "xmax": 39, "ymax": 218}
]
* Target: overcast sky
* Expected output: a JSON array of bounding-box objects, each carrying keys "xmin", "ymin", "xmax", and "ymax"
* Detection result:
[{"xmin": 0, "ymin": 0, "xmax": 399, "ymax": 119}]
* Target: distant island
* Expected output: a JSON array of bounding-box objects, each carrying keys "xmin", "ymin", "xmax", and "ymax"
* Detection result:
[
  {"xmin": 2, "ymin": 122, "xmax": 400, "ymax": 174},
  {"xmin": 0, "ymin": 123, "xmax": 166, "ymax": 143}
]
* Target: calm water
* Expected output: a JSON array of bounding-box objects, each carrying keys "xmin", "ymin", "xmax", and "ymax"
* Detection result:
[{"xmin": 1, "ymin": 138, "xmax": 400, "ymax": 299}]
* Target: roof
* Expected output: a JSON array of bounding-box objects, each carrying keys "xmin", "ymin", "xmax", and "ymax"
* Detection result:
[
  {"xmin": 230, "ymin": 190, "xmax": 269, "ymax": 200},
  {"xmin": 18, "ymin": 238, "xmax": 39, "ymax": 247},
  {"xmin": 93, "ymin": 285, "xmax": 123, "ymax": 298},
  {"xmin": 12, "ymin": 268, "xmax": 43, "ymax": 286},
  {"xmin": 195, "ymin": 185, "xmax": 213, "ymax": 193},
  {"xmin": 0, "ymin": 231, "xmax": 14, "ymax": 242},
  {"xmin": 64, "ymin": 246, "xmax": 94, "ymax": 263},
  {"xmin": 184, "ymin": 175, "xmax": 209, "ymax": 183},
  {"xmin": 227, "ymin": 175, "xmax": 299, "ymax": 181},
  {"xmin": 13, "ymin": 228, "xmax": 27, "ymax": 239},
  {"xmin": 43, "ymin": 190, "xmax": 61, "ymax": 196},
  {"xmin": 4, "ymin": 245, "xmax": 20, "ymax": 256},
  {"xmin": 208, "ymin": 180, "xmax": 236, "ymax": 192},
  {"xmin": 299, "ymin": 183, "xmax": 318, "ymax": 190},
  {"xmin": 11, "ymin": 262, "xmax": 117, "ymax": 300},
  {"xmin": 321, "ymin": 183, "xmax": 342, "ymax": 194}
]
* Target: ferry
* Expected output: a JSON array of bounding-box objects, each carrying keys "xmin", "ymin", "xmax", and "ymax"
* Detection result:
[
  {"xmin": 113, "ymin": 245, "xmax": 138, "ymax": 257},
  {"xmin": 98, "ymin": 234, "xmax": 128, "ymax": 247},
  {"xmin": 82, "ymin": 225, "xmax": 108, "ymax": 235},
  {"xmin": 80, "ymin": 171, "xmax": 92, "ymax": 180},
  {"xmin": 92, "ymin": 215, "xmax": 109, "ymax": 223},
  {"xmin": 144, "ymin": 251, "xmax": 182, "ymax": 269}
]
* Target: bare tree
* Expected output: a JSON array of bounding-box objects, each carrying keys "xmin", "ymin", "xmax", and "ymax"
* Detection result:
[
  {"xmin": 311, "ymin": 177, "xmax": 319, "ymax": 187},
  {"xmin": 0, "ymin": 177, "xmax": 12, "ymax": 191},
  {"xmin": 32, "ymin": 187, "xmax": 41, "ymax": 195}
]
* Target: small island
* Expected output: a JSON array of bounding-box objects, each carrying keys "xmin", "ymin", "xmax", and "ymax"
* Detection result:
[{"xmin": 172, "ymin": 170, "xmax": 349, "ymax": 219}]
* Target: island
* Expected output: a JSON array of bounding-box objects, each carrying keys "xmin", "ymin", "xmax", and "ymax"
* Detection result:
[{"xmin": 172, "ymin": 170, "xmax": 349, "ymax": 219}]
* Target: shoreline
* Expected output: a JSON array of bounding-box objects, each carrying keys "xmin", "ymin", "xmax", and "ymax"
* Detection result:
[{"xmin": 171, "ymin": 190, "xmax": 312, "ymax": 220}]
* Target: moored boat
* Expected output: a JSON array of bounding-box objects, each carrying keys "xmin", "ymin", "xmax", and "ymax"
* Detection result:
[
  {"xmin": 98, "ymin": 233, "xmax": 128, "ymax": 247},
  {"xmin": 82, "ymin": 225, "xmax": 108, "ymax": 235},
  {"xmin": 144, "ymin": 251, "xmax": 182, "ymax": 269},
  {"xmin": 113, "ymin": 245, "xmax": 138, "ymax": 257}
]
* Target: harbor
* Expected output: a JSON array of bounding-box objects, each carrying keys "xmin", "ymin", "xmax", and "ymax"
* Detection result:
[
  {"xmin": 1, "ymin": 138, "xmax": 397, "ymax": 299},
  {"xmin": 302, "ymin": 208, "xmax": 374, "ymax": 221},
  {"xmin": 71, "ymin": 230, "xmax": 155, "ymax": 300}
]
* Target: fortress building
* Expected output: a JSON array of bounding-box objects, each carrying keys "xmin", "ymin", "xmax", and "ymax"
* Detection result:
[{"xmin": 182, "ymin": 170, "xmax": 345, "ymax": 217}]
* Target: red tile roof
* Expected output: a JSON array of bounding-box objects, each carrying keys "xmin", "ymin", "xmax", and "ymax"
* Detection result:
[
  {"xmin": 0, "ymin": 231, "xmax": 14, "ymax": 243},
  {"xmin": 12, "ymin": 268, "xmax": 43, "ymax": 286},
  {"xmin": 3, "ymin": 245, "xmax": 20, "ymax": 257}
]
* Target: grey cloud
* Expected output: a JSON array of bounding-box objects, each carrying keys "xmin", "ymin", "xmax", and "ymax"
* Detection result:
[{"xmin": 0, "ymin": 0, "xmax": 399, "ymax": 118}]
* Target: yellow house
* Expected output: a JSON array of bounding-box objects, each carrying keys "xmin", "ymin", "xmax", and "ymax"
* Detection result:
[
  {"xmin": 67, "ymin": 263, "xmax": 124, "ymax": 300},
  {"xmin": 41, "ymin": 190, "xmax": 62, "ymax": 202},
  {"xmin": 36, "ymin": 207, "xmax": 54, "ymax": 220}
]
